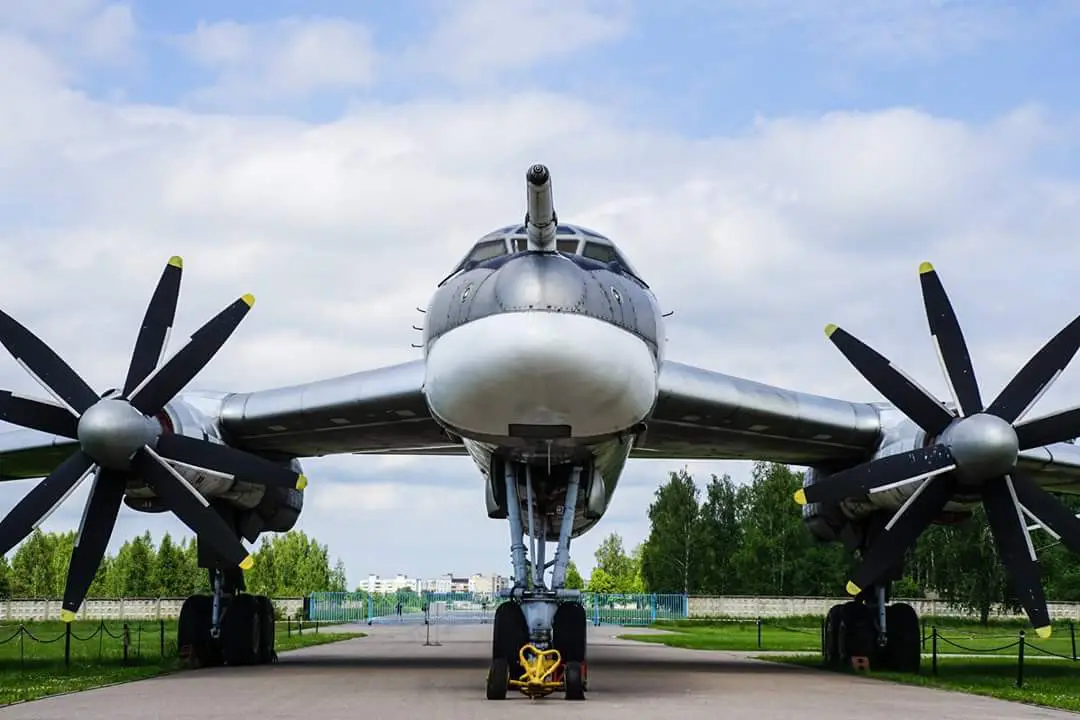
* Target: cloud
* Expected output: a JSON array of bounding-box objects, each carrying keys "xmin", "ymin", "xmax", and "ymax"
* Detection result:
[
  {"xmin": 1, "ymin": 6, "xmax": 1080, "ymax": 588},
  {"xmin": 404, "ymin": 0, "xmax": 633, "ymax": 85},
  {"xmin": 176, "ymin": 17, "xmax": 377, "ymax": 106},
  {"xmin": 694, "ymin": 0, "xmax": 1071, "ymax": 61},
  {"xmin": 0, "ymin": 0, "xmax": 136, "ymax": 67}
]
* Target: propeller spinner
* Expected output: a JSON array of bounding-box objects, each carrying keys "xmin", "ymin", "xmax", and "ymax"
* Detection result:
[
  {"xmin": 0, "ymin": 257, "xmax": 307, "ymax": 621},
  {"xmin": 795, "ymin": 262, "xmax": 1080, "ymax": 639}
]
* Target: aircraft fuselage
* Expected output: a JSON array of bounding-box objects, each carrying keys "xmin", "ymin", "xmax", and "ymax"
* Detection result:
[{"xmin": 421, "ymin": 241, "xmax": 666, "ymax": 537}]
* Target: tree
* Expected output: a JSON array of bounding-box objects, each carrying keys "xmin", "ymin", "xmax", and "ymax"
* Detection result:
[
  {"xmin": 697, "ymin": 473, "xmax": 746, "ymax": 595},
  {"xmin": 586, "ymin": 567, "xmax": 616, "ymax": 593},
  {"xmin": 153, "ymin": 533, "xmax": 186, "ymax": 596},
  {"xmin": 244, "ymin": 530, "xmax": 337, "ymax": 596},
  {"xmin": 10, "ymin": 529, "xmax": 57, "ymax": 597},
  {"xmin": 0, "ymin": 555, "xmax": 9, "ymax": 598},
  {"xmin": 111, "ymin": 532, "xmax": 156, "ymax": 597},
  {"xmin": 640, "ymin": 468, "xmax": 704, "ymax": 594},
  {"xmin": 564, "ymin": 561, "xmax": 585, "ymax": 589},
  {"xmin": 328, "ymin": 559, "xmax": 348, "ymax": 592}
]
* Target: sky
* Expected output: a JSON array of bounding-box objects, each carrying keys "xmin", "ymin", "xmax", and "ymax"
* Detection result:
[{"xmin": 1, "ymin": 0, "xmax": 1080, "ymax": 590}]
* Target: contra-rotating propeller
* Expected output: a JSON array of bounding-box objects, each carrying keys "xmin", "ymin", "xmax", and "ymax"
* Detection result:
[
  {"xmin": 794, "ymin": 261, "xmax": 1080, "ymax": 639},
  {"xmin": 0, "ymin": 256, "xmax": 307, "ymax": 621}
]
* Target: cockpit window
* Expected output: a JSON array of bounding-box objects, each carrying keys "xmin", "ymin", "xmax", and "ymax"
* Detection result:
[
  {"xmin": 468, "ymin": 239, "xmax": 507, "ymax": 263},
  {"xmin": 582, "ymin": 242, "xmax": 617, "ymax": 264},
  {"xmin": 556, "ymin": 239, "xmax": 578, "ymax": 254}
]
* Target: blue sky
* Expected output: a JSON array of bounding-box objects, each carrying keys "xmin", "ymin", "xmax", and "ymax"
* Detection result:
[{"xmin": 1, "ymin": 0, "xmax": 1080, "ymax": 588}]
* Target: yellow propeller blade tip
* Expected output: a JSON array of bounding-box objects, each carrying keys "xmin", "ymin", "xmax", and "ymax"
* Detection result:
[
  {"xmin": 824, "ymin": 323, "xmax": 838, "ymax": 337},
  {"xmin": 793, "ymin": 488, "xmax": 807, "ymax": 505},
  {"xmin": 241, "ymin": 293, "xmax": 255, "ymax": 308},
  {"xmin": 1036, "ymin": 625, "xmax": 1052, "ymax": 640},
  {"xmin": 846, "ymin": 581, "xmax": 861, "ymax": 596},
  {"xmin": 60, "ymin": 609, "xmax": 77, "ymax": 623},
  {"xmin": 918, "ymin": 261, "xmax": 934, "ymax": 274},
  {"xmin": 239, "ymin": 554, "xmax": 255, "ymax": 571},
  {"xmin": 296, "ymin": 474, "xmax": 308, "ymax": 491},
  {"xmin": 168, "ymin": 256, "xmax": 183, "ymax": 268}
]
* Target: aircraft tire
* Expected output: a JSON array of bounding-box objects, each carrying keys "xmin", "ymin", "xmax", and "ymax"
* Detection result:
[
  {"xmin": 178, "ymin": 594, "xmax": 221, "ymax": 668},
  {"xmin": 221, "ymin": 593, "xmax": 262, "ymax": 666},
  {"xmin": 884, "ymin": 603, "xmax": 921, "ymax": 673}
]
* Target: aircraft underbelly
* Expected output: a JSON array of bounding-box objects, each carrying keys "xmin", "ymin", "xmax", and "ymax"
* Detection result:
[{"xmin": 423, "ymin": 311, "xmax": 657, "ymax": 440}]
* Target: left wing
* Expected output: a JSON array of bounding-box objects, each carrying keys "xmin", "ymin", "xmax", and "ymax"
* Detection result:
[{"xmin": 217, "ymin": 359, "xmax": 466, "ymax": 458}]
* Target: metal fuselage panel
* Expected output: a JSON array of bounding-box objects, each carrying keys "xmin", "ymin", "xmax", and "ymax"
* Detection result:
[{"xmin": 421, "ymin": 250, "xmax": 665, "ymax": 532}]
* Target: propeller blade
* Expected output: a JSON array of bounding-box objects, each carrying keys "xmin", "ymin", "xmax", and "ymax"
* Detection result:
[
  {"xmin": 825, "ymin": 324, "xmax": 955, "ymax": 436},
  {"xmin": 1009, "ymin": 473, "xmax": 1080, "ymax": 556},
  {"xmin": 846, "ymin": 474, "xmax": 956, "ymax": 596},
  {"xmin": 154, "ymin": 434, "xmax": 307, "ymax": 490},
  {"xmin": 132, "ymin": 446, "xmax": 253, "ymax": 570},
  {"xmin": 983, "ymin": 475, "xmax": 1052, "ymax": 636},
  {"xmin": 919, "ymin": 262, "xmax": 982, "ymax": 416},
  {"xmin": 60, "ymin": 468, "xmax": 126, "ymax": 620},
  {"xmin": 1014, "ymin": 406, "xmax": 1080, "ymax": 451},
  {"xmin": 122, "ymin": 257, "xmax": 183, "ymax": 397},
  {"xmin": 0, "ymin": 391, "xmax": 78, "ymax": 438},
  {"xmin": 795, "ymin": 444, "xmax": 956, "ymax": 506},
  {"xmin": 0, "ymin": 450, "xmax": 95, "ymax": 555},
  {"xmin": 985, "ymin": 314, "xmax": 1080, "ymax": 424},
  {"xmin": 129, "ymin": 295, "xmax": 255, "ymax": 416},
  {"xmin": 0, "ymin": 310, "xmax": 98, "ymax": 414}
]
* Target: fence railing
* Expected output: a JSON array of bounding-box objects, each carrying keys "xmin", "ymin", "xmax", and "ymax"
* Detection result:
[{"xmin": 305, "ymin": 591, "xmax": 690, "ymax": 625}]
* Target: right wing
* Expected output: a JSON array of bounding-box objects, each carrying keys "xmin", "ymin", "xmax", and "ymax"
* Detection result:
[{"xmin": 631, "ymin": 360, "xmax": 885, "ymax": 465}]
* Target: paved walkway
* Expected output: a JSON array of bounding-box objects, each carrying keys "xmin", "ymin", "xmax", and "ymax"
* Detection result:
[{"xmin": 1, "ymin": 623, "xmax": 1074, "ymax": 719}]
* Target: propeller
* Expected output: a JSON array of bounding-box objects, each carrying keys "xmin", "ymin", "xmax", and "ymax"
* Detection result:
[
  {"xmin": 0, "ymin": 256, "xmax": 308, "ymax": 622},
  {"xmin": 794, "ymin": 261, "xmax": 1080, "ymax": 639}
]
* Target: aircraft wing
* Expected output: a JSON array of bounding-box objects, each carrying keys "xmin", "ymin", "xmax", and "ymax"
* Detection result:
[
  {"xmin": 216, "ymin": 359, "xmax": 466, "ymax": 458},
  {"xmin": 630, "ymin": 360, "xmax": 884, "ymax": 465},
  {"xmin": 631, "ymin": 360, "xmax": 1080, "ymax": 495}
]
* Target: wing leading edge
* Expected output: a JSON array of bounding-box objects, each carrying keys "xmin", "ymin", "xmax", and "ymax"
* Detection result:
[
  {"xmin": 217, "ymin": 359, "xmax": 464, "ymax": 458},
  {"xmin": 632, "ymin": 360, "xmax": 883, "ymax": 464}
]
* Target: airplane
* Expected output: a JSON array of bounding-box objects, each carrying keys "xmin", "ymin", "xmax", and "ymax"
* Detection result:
[{"xmin": 0, "ymin": 163, "xmax": 1080, "ymax": 698}]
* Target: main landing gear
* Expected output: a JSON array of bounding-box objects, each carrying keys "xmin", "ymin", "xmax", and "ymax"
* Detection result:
[
  {"xmin": 177, "ymin": 566, "xmax": 277, "ymax": 668},
  {"xmin": 485, "ymin": 461, "xmax": 588, "ymax": 701},
  {"xmin": 822, "ymin": 582, "xmax": 921, "ymax": 674}
]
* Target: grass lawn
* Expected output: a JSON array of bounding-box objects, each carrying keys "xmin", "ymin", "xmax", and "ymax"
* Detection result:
[
  {"xmin": 0, "ymin": 619, "xmax": 364, "ymax": 706},
  {"xmin": 619, "ymin": 617, "xmax": 1080, "ymax": 659},
  {"xmin": 763, "ymin": 654, "xmax": 1080, "ymax": 714},
  {"xmin": 618, "ymin": 618, "xmax": 1080, "ymax": 715}
]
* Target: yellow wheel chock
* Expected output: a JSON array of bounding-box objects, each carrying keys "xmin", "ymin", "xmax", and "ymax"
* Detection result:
[{"xmin": 509, "ymin": 644, "xmax": 564, "ymax": 699}]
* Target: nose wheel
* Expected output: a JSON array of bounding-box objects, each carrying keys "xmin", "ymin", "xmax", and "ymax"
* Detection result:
[{"xmin": 485, "ymin": 460, "xmax": 589, "ymax": 700}]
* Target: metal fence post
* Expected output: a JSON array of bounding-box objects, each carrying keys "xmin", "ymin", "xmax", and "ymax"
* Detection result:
[
  {"xmin": 757, "ymin": 617, "xmax": 763, "ymax": 649},
  {"xmin": 122, "ymin": 623, "xmax": 130, "ymax": 666},
  {"xmin": 1017, "ymin": 631, "xmax": 1025, "ymax": 689},
  {"xmin": 931, "ymin": 626, "xmax": 938, "ymax": 676},
  {"xmin": 1071, "ymin": 622, "xmax": 1076, "ymax": 661},
  {"xmin": 64, "ymin": 623, "xmax": 71, "ymax": 668}
]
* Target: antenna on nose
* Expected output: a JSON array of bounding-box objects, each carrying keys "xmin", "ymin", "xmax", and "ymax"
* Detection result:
[{"xmin": 525, "ymin": 164, "xmax": 557, "ymax": 252}]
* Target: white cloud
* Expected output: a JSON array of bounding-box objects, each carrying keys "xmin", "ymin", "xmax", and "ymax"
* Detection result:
[
  {"xmin": 698, "ymin": 0, "xmax": 1077, "ymax": 60},
  {"xmin": 177, "ymin": 17, "xmax": 377, "ymax": 105},
  {"xmin": 405, "ymin": 0, "xmax": 632, "ymax": 84},
  {"xmin": 1, "ymin": 12, "xmax": 1080, "ymax": 588},
  {"xmin": 0, "ymin": 0, "xmax": 136, "ymax": 66}
]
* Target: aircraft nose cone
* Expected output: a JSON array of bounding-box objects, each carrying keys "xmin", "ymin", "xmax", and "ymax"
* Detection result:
[
  {"xmin": 493, "ymin": 254, "xmax": 586, "ymax": 312},
  {"xmin": 77, "ymin": 399, "xmax": 160, "ymax": 469},
  {"xmin": 942, "ymin": 412, "xmax": 1019, "ymax": 480}
]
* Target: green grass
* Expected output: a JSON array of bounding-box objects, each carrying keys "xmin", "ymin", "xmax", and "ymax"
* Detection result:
[
  {"xmin": 619, "ymin": 617, "xmax": 1080, "ymax": 659},
  {"xmin": 764, "ymin": 654, "xmax": 1080, "ymax": 714},
  {"xmin": 0, "ymin": 619, "xmax": 364, "ymax": 706}
]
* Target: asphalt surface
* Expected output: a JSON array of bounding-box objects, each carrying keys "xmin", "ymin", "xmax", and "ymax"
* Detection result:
[{"xmin": 2, "ymin": 623, "xmax": 1076, "ymax": 719}]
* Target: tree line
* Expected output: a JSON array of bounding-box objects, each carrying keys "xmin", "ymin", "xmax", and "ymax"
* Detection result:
[
  {"xmin": 0, "ymin": 528, "xmax": 347, "ymax": 599},
  {"xmin": 583, "ymin": 462, "xmax": 1080, "ymax": 624}
]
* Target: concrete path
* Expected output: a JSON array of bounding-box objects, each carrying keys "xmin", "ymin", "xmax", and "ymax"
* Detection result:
[{"xmin": 1, "ymin": 623, "xmax": 1075, "ymax": 719}]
